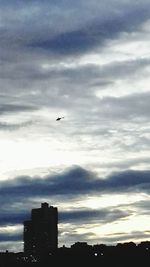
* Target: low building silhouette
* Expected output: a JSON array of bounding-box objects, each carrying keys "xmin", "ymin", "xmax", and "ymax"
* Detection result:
[{"xmin": 23, "ymin": 202, "xmax": 58, "ymax": 256}]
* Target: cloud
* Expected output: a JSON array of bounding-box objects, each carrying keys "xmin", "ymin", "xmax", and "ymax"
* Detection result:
[
  {"xmin": 0, "ymin": 206, "xmax": 129, "ymax": 229},
  {"xmin": 93, "ymin": 230, "xmax": 150, "ymax": 244},
  {"xmin": 0, "ymin": 104, "xmax": 37, "ymax": 115},
  {"xmin": 28, "ymin": 2, "xmax": 150, "ymax": 56},
  {"xmin": 1, "ymin": 56, "xmax": 149, "ymax": 116},
  {"xmin": 0, "ymin": 167, "xmax": 150, "ymax": 206},
  {"xmin": 0, "ymin": 211, "xmax": 27, "ymax": 226},
  {"xmin": 0, "ymin": 166, "xmax": 149, "ymax": 228},
  {"xmin": 0, "ymin": 121, "xmax": 33, "ymax": 131},
  {"xmin": 1, "ymin": 0, "xmax": 150, "ymax": 59},
  {"xmin": 59, "ymin": 208, "xmax": 129, "ymax": 224},
  {"xmin": 98, "ymin": 92, "xmax": 150, "ymax": 120},
  {"xmin": 0, "ymin": 233, "xmax": 22, "ymax": 242}
]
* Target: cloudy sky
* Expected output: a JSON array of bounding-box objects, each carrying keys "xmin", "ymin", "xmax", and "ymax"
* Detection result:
[{"xmin": 0, "ymin": 0, "xmax": 150, "ymax": 252}]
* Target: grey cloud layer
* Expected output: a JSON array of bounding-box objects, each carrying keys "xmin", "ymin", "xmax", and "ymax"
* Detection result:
[
  {"xmin": 29, "ymin": 6, "xmax": 150, "ymax": 56},
  {"xmin": 0, "ymin": 167, "xmax": 150, "ymax": 203},
  {"xmin": 1, "ymin": 58, "xmax": 150, "ymax": 120},
  {"xmin": 0, "ymin": 0, "xmax": 150, "ymax": 128},
  {"xmin": 1, "ymin": 1, "xmax": 150, "ymax": 56},
  {"xmin": 0, "ymin": 104, "xmax": 37, "ymax": 115},
  {"xmin": 0, "ymin": 206, "xmax": 129, "ymax": 229},
  {"xmin": 59, "ymin": 208, "xmax": 129, "ymax": 224},
  {"xmin": 0, "ymin": 121, "xmax": 33, "ymax": 131},
  {"xmin": 0, "ymin": 233, "xmax": 22, "ymax": 242}
]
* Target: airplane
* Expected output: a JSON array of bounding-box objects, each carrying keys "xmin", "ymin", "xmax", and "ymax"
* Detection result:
[{"xmin": 56, "ymin": 116, "xmax": 64, "ymax": 121}]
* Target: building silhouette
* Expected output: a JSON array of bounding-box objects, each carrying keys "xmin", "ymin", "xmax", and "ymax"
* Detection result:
[{"xmin": 23, "ymin": 202, "xmax": 58, "ymax": 256}]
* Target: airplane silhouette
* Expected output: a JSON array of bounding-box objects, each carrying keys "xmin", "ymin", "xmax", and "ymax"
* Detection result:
[{"xmin": 56, "ymin": 117, "xmax": 64, "ymax": 121}]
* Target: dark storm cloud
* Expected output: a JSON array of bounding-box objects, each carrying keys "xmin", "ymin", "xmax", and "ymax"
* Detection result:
[
  {"xmin": 29, "ymin": 4, "xmax": 150, "ymax": 55},
  {"xmin": 0, "ymin": 211, "xmax": 27, "ymax": 226},
  {"xmin": 0, "ymin": 206, "xmax": 129, "ymax": 228},
  {"xmin": 0, "ymin": 233, "xmax": 22, "ymax": 242},
  {"xmin": 59, "ymin": 208, "xmax": 129, "ymax": 223},
  {"xmin": 0, "ymin": 167, "xmax": 150, "ymax": 206},
  {"xmin": 1, "ymin": 0, "xmax": 150, "ymax": 58}
]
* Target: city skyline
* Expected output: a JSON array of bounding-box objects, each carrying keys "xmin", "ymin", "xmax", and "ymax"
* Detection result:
[{"xmin": 0, "ymin": 0, "xmax": 150, "ymax": 252}]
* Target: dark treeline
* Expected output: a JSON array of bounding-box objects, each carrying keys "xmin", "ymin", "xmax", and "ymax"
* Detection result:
[{"xmin": 1, "ymin": 241, "xmax": 150, "ymax": 267}]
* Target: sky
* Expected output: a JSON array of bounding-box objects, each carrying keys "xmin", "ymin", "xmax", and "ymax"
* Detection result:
[{"xmin": 0, "ymin": 0, "xmax": 150, "ymax": 252}]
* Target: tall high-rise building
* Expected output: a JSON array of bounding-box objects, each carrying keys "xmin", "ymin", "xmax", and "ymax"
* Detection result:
[{"xmin": 24, "ymin": 203, "xmax": 58, "ymax": 255}]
